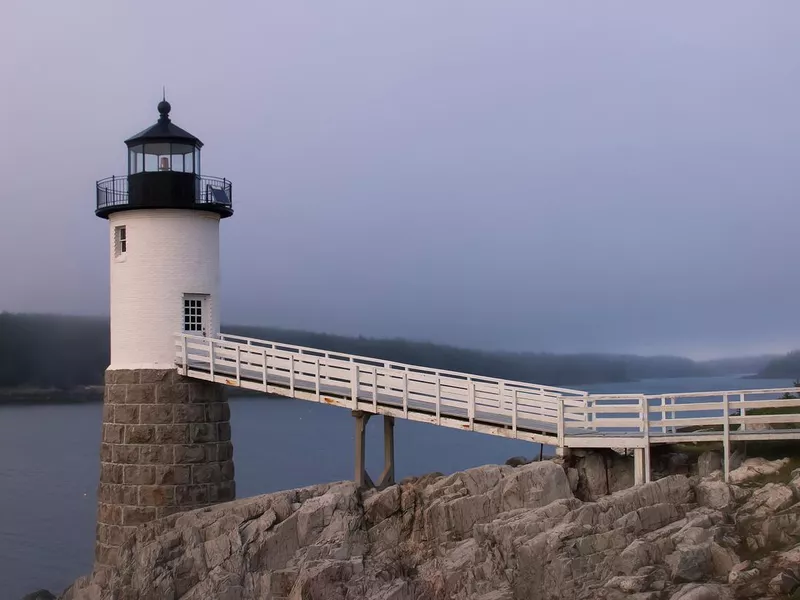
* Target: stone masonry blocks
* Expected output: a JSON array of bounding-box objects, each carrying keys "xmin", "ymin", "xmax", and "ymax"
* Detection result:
[{"xmin": 95, "ymin": 368, "xmax": 235, "ymax": 570}]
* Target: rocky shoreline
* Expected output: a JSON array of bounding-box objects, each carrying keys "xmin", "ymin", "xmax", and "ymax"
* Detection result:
[{"xmin": 51, "ymin": 447, "xmax": 800, "ymax": 600}]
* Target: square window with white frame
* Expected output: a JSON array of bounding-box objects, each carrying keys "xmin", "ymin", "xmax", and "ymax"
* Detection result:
[
  {"xmin": 114, "ymin": 226, "xmax": 127, "ymax": 258},
  {"xmin": 183, "ymin": 296, "xmax": 206, "ymax": 334}
]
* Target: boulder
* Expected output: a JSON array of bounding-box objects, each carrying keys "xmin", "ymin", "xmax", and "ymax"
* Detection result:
[
  {"xmin": 668, "ymin": 583, "xmax": 733, "ymax": 600},
  {"xmin": 696, "ymin": 481, "xmax": 736, "ymax": 511},
  {"xmin": 22, "ymin": 592, "xmax": 56, "ymax": 600},
  {"xmin": 728, "ymin": 457, "xmax": 790, "ymax": 485},
  {"xmin": 605, "ymin": 574, "xmax": 652, "ymax": 593},
  {"xmin": 666, "ymin": 544, "xmax": 712, "ymax": 582},
  {"xmin": 769, "ymin": 570, "xmax": 800, "ymax": 596},
  {"xmin": 736, "ymin": 483, "xmax": 795, "ymax": 517},
  {"xmin": 697, "ymin": 452, "xmax": 722, "ymax": 478},
  {"xmin": 505, "ymin": 456, "xmax": 530, "ymax": 467},
  {"xmin": 727, "ymin": 561, "xmax": 758, "ymax": 586}
]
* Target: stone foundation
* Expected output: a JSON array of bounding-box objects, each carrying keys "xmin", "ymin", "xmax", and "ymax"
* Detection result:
[{"xmin": 94, "ymin": 368, "xmax": 235, "ymax": 568}]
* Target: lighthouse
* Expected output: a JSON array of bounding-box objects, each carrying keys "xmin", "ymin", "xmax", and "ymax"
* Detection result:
[{"xmin": 93, "ymin": 100, "xmax": 236, "ymax": 569}]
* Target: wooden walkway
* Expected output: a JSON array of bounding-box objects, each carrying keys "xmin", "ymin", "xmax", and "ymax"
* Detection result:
[{"xmin": 176, "ymin": 333, "xmax": 800, "ymax": 484}]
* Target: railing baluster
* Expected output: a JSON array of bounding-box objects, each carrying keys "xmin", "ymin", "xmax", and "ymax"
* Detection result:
[
  {"xmin": 235, "ymin": 344, "xmax": 241, "ymax": 385},
  {"xmin": 209, "ymin": 338, "xmax": 215, "ymax": 379},
  {"xmin": 403, "ymin": 370, "xmax": 408, "ymax": 418},
  {"xmin": 373, "ymin": 366, "xmax": 378, "ymax": 410},
  {"xmin": 512, "ymin": 388, "xmax": 518, "ymax": 438},
  {"xmin": 468, "ymin": 377, "xmax": 475, "ymax": 429},
  {"xmin": 641, "ymin": 395, "xmax": 651, "ymax": 483},
  {"xmin": 181, "ymin": 335, "xmax": 188, "ymax": 376},
  {"xmin": 289, "ymin": 354, "xmax": 295, "ymax": 396},
  {"xmin": 723, "ymin": 393, "xmax": 731, "ymax": 482},
  {"xmin": 557, "ymin": 397, "xmax": 564, "ymax": 448},
  {"xmin": 435, "ymin": 376, "xmax": 441, "ymax": 425},
  {"xmin": 315, "ymin": 357, "xmax": 321, "ymax": 401},
  {"xmin": 352, "ymin": 364, "xmax": 359, "ymax": 409},
  {"xmin": 739, "ymin": 392, "xmax": 746, "ymax": 431},
  {"xmin": 261, "ymin": 348, "xmax": 268, "ymax": 392}
]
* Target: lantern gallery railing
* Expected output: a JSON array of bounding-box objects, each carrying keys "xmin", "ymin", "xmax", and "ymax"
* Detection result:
[
  {"xmin": 176, "ymin": 333, "xmax": 800, "ymax": 456},
  {"xmin": 96, "ymin": 175, "xmax": 232, "ymax": 212}
]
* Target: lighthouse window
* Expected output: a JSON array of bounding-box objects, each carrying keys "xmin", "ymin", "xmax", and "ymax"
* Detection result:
[
  {"xmin": 114, "ymin": 226, "xmax": 127, "ymax": 258},
  {"xmin": 183, "ymin": 298, "xmax": 204, "ymax": 333}
]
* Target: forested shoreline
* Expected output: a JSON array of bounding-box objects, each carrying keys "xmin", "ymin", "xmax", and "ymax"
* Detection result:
[{"xmin": 0, "ymin": 313, "xmax": 785, "ymax": 397}]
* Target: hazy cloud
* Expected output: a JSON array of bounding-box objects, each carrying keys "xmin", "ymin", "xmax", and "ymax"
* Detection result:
[{"xmin": 2, "ymin": 1, "xmax": 800, "ymax": 358}]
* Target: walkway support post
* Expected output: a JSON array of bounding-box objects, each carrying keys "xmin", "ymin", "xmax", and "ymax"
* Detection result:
[
  {"xmin": 352, "ymin": 411, "xmax": 395, "ymax": 489},
  {"xmin": 634, "ymin": 449, "xmax": 645, "ymax": 486},
  {"xmin": 379, "ymin": 416, "xmax": 395, "ymax": 487},
  {"xmin": 723, "ymin": 393, "xmax": 731, "ymax": 483},
  {"xmin": 353, "ymin": 410, "xmax": 371, "ymax": 489}
]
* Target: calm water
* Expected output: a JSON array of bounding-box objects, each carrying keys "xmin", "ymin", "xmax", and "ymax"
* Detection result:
[{"xmin": 0, "ymin": 374, "xmax": 792, "ymax": 597}]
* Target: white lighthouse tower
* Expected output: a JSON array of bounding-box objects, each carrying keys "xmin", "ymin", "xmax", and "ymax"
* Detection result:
[
  {"xmin": 93, "ymin": 100, "xmax": 235, "ymax": 569},
  {"xmin": 97, "ymin": 99, "xmax": 233, "ymax": 367}
]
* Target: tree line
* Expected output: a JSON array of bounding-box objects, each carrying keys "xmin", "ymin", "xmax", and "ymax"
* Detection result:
[{"xmin": 0, "ymin": 312, "xmax": 778, "ymax": 390}]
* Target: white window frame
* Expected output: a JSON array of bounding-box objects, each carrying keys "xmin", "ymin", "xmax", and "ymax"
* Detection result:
[
  {"xmin": 183, "ymin": 294, "xmax": 209, "ymax": 336},
  {"xmin": 114, "ymin": 226, "xmax": 127, "ymax": 261}
]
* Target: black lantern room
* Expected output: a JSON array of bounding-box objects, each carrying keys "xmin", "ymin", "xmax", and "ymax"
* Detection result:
[{"xmin": 96, "ymin": 100, "xmax": 233, "ymax": 218}]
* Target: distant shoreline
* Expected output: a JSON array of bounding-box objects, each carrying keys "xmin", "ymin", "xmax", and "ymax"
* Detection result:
[
  {"xmin": 0, "ymin": 386, "xmax": 104, "ymax": 406},
  {"xmin": 0, "ymin": 385, "xmax": 280, "ymax": 406}
]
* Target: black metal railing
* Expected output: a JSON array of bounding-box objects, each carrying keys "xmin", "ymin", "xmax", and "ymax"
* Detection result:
[
  {"xmin": 195, "ymin": 175, "xmax": 233, "ymax": 206},
  {"xmin": 96, "ymin": 174, "xmax": 233, "ymax": 213},
  {"xmin": 96, "ymin": 175, "xmax": 129, "ymax": 210}
]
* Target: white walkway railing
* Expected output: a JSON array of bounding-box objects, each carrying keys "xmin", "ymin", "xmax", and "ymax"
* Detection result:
[{"xmin": 176, "ymin": 333, "xmax": 800, "ymax": 477}]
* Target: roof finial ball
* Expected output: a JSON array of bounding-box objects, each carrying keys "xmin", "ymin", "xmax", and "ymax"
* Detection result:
[{"xmin": 157, "ymin": 98, "xmax": 171, "ymax": 123}]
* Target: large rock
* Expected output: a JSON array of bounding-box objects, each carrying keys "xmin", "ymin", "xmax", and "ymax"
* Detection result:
[
  {"xmin": 728, "ymin": 457, "xmax": 790, "ymax": 485},
  {"xmin": 570, "ymin": 449, "xmax": 634, "ymax": 501},
  {"xmin": 58, "ymin": 455, "xmax": 800, "ymax": 600},
  {"xmin": 669, "ymin": 583, "xmax": 733, "ymax": 599},
  {"xmin": 736, "ymin": 483, "xmax": 795, "ymax": 517},
  {"xmin": 697, "ymin": 452, "xmax": 722, "ymax": 478},
  {"xmin": 22, "ymin": 592, "xmax": 56, "ymax": 600},
  {"xmin": 696, "ymin": 481, "xmax": 739, "ymax": 511}
]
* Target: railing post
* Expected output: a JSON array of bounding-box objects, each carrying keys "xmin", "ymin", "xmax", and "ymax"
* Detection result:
[
  {"xmin": 641, "ymin": 395, "xmax": 651, "ymax": 483},
  {"xmin": 739, "ymin": 392, "xmax": 746, "ymax": 432},
  {"xmin": 402, "ymin": 370, "xmax": 408, "ymax": 418},
  {"xmin": 352, "ymin": 364, "xmax": 359, "ymax": 409},
  {"xmin": 235, "ymin": 344, "xmax": 241, "ymax": 385},
  {"xmin": 209, "ymin": 338, "xmax": 215, "ymax": 379},
  {"xmin": 373, "ymin": 366, "xmax": 378, "ymax": 410},
  {"xmin": 557, "ymin": 396, "xmax": 565, "ymax": 449},
  {"xmin": 181, "ymin": 335, "xmax": 188, "ymax": 375},
  {"xmin": 468, "ymin": 377, "xmax": 475, "ymax": 429},
  {"xmin": 435, "ymin": 376, "xmax": 441, "ymax": 425},
  {"xmin": 669, "ymin": 396, "xmax": 676, "ymax": 433},
  {"xmin": 315, "ymin": 357, "xmax": 321, "ymax": 401},
  {"xmin": 660, "ymin": 395, "xmax": 666, "ymax": 434},
  {"xmin": 512, "ymin": 388, "xmax": 518, "ymax": 438},
  {"xmin": 499, "ymin": 381, "xmax": 506, "ymax": 411},
  {"xmin": 262, "ymin": 348, "xmax": 268, "ymax": 392},
  {"xmin": 290, "ymin": 354, "xmax": 295, "ymax": 397},
  {"xmin": 723, "ymin": 393, "xmax": 731, "ymax": 482}
]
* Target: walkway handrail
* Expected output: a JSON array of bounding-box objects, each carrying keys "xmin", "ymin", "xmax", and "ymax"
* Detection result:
[
  {"xmin": 218, "ymin": 332, "xmax": 588, "ymax": 398},
  {"xmin": 177, "ymin": 332, "xmax": 800, "ymax": 457}
]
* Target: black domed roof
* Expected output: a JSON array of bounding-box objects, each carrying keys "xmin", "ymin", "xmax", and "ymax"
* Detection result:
[{"xmin": 124, "ymin": 100, "xmax": 203, "ymax": 148}]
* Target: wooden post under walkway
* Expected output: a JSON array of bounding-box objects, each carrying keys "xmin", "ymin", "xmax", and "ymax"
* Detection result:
[{"xmin": 353, "ymin": 410, "xmax": 395, "ymax": 489}]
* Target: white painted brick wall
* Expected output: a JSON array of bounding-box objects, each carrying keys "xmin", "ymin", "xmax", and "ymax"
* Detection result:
[{"xmin": 108, "ymin": 210, "xmax": 220, "ymax": 369}]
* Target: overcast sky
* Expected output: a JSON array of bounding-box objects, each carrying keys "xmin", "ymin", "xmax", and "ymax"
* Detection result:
[{"xmin": 2, "ymin": 2, "xmax": 800, "ymax": 358}]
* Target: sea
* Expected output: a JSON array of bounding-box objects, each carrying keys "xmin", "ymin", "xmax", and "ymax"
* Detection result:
[{"xmin": 0, "ymin": 374, "xmax": 793, "ymax": 598}]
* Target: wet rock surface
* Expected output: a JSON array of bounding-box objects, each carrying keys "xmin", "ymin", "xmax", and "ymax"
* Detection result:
[{"xmin": 58, "ymin": 454, "xmax": 800, "ymax": 600}]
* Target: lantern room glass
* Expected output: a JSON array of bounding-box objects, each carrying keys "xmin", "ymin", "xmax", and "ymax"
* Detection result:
[{"xmin": 128, "ymin": 143, "xmax": 201, "ymax": 175}]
